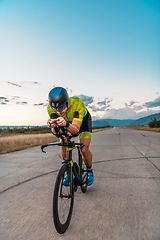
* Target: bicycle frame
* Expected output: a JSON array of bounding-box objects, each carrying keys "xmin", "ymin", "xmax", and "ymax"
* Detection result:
[
  {"xmin": 41, "ymin": 140, "xmax": 85, "ymax": 186},
  {"xmin": 41, "ymin": 127, "xmax": 88, "ymax": 234}
]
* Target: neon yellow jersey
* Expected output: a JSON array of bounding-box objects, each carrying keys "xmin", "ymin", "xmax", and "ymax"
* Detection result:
[{"xmin": 47, "ymin": 96, "xmax": 88, "ymax": 122}]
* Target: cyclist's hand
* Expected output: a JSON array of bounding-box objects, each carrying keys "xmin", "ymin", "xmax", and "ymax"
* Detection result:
[
  {"xmin": 47, "ymin": 119, "xmax": 57, "ymax": 128},
  {"xmin": 56, "ymin": 117, "xmax": 67, "ymax": 127}
]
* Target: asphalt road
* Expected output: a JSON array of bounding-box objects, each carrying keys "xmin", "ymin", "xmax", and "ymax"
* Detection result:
[{"xmin": 0, "ymin": 128, "xmax": 160, "ymax": 240}]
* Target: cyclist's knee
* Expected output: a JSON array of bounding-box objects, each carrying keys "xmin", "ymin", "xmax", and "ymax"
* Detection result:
[{"xmin": 81, "ymin": 145, "xmax": 90, "ymax": 154}]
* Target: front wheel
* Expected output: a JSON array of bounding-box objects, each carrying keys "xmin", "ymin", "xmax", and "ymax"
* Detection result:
[
  {"xmin": 78, "ymin": 149, "xmax": 87, "ymax": 193},
  {"xmin": 53, "ymin": 163, "xmax": 74, "ymax": 234}
]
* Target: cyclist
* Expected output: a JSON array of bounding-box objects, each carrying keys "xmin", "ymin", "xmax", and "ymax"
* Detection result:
[{"xmin": 47, "ymin": 87, "xmax": 94, "ymax": 186}]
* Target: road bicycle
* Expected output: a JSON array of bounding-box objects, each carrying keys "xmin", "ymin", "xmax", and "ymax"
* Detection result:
[{"xmin": 41, "ymin": 126, "xmax": 87, "ymax": 234}]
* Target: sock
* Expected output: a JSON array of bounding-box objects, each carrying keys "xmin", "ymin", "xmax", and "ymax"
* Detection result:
[
  {"xmin": 86, "ymin": 164, "xmax": 93, "ymax": 173},
  {"xmin": 87, "ymin": 169, "xmax": 93, "ymax": 173}
]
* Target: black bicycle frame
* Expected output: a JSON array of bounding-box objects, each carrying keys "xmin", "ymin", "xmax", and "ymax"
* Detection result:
[{"xmin": 41, "ymin": 140, "xmax": 85, "ymax": 186}]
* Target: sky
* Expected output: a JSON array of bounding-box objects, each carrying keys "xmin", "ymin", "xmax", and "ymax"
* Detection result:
[{"xmin": 0, "ymin": 0, "xmax": 160, "ymax": 126}]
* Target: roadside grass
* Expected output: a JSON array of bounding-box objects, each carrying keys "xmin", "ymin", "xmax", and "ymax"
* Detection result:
[
  {"xmin": 0, "ymin": 133, "xmax": 58, "ymax": 154},
  {"xmin": 1, "ymin": 126, "xmax": 159, "ymax": 154},
  {"xmin": 3, "ymin": 125, "xmax": 159, "ymax": 154},
  {"xmin": 0, "ymin": 128, "xmax": 111, "ymax": 154},
  {"xmin": 121, "ymin": 125, "xmax": 160, "ymax": 133}
]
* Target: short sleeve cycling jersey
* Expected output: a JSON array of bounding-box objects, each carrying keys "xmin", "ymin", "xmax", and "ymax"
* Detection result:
[{"xmin": 47, "ymin": 96, "xmax": 88, "ymax": 122}]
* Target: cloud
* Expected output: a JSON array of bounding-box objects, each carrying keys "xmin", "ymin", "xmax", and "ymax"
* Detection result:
[
  {"xmin": 97, "ymin": 97, "xmax": 113, "ymax": 106},
  {"xmin": 32, "ymin": 81, "xmax": 40, "ymax": 84},
  {"xmin": 124, "ymin": 100, "xmax": 138, "ymax": 108},
  {"xmin": 0, "ymin": 102, "xmax": 7, "ymax": 105},
  {"xmin": 128, "ymin": 100, "xmax": 137, "ymax": 107},
  {"xmin": 77, "ymin": 94, "xmax": 94, "ymax": 106},
  {"xmin": 97, "ymin": 97, "xmax": 113, "ymax": 110},
  {"xmin": 87, "ymin": 97, "xmax": 113, "ymax": 114},
  {"xmin": 89, "ymin": 96, "xmax": 160, "ymax": 120},
  {"xmin": 0, "ymin": 96, "xmax": 24, "ymax": 105},
  {"xmin": 34, "ymin": 103, "xmax": 48, "ymax": 107},
  {"xmin": 0, "ymin": 97, "xmax": 9, "ymax": 104},
  {"xmin": 16, "ymin": 101, "xmax": 28, "ymax": 105},
  {"xmin": 5, "ymin": 81, "xmax": 40, "ymax": 89},
  {"xmin": 132, "ymin": 105, "xmax": 143, "ymax": 111},
  {"xmin": 11, "ymin": 96, "xmax": 21, "ymax": 100},
  {"xmin": 26, "ymin": 81, "xmax": 40, "ymax": 85},
  {"xmin": 0, "ymin": 97, "xmax": 7, "ymax": 100},
  {"xmin": 144, "ymin": 97, "xmax": 160, "ymax": 108},
  {"xmin": 6, "ymin": 81, "xmax": 22, "ymax": 88},
  {"xmin": 97, "ymin": 100, "xmax": 106, "ymax": 106},
  {"xmin": 102, "ymin": 107, "xmax": 136, "ymax": 119},
  {"xmin": 98, "ymin": 105, "xmax": 160, "ymax": 120},
  {"xmin": 88, "ymin": 105, "xmax": 105, "ymax": 112},
  {"xmin": 75, "ymin": 95, "xmax": 113, "ymax": 114}
]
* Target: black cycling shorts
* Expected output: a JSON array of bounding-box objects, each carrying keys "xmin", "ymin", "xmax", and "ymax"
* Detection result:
[{"xmin": 79, "ymin": 111, "xmax": 92, "ymax": 133}]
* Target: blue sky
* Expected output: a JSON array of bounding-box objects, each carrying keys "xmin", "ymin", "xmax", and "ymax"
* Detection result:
[{"xmin": 0, "ymin": 0, "xmax": 160, "ymax": 125}]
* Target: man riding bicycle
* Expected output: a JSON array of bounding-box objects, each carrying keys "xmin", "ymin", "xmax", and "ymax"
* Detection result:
[{"xmin": 47, "ymin": 87, "xmax": 94, "ymax": 186}]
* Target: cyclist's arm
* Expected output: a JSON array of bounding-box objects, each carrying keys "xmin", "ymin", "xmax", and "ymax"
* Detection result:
[
  {"xmin": 53, "ymin": 117, "xmax": 81, "ymax": 135},
  {"xmin": 47, "ymin": 117, "xmax": 81, "ymax": 136},
  {"xmin": 47, "ymin": 118, "xmax": 58, "ymax": 135},
  {"xmin": 48, "ymin": 113, "xmax": 59, "ymax": 135},
  {"xmin": 65, "ymin": 120, "xmax": 81, "ymax": 135}
]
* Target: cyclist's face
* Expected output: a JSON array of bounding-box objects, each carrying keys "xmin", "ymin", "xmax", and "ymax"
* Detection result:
[
  {"xmin": 57, "ymin": 107, "xmax": 67, "ymax": 116},
  {"xmin": 54, "ymin": 103, "xmax": 68, "ymax": 116}
]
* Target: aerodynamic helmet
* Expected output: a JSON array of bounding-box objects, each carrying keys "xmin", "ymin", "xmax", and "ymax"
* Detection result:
[{"xmin": 48, "ymin": 87, "xmax": 69, "ymax": 109}]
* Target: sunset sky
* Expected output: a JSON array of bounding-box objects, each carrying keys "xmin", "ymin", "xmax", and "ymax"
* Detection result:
[{"xmin": 0, "ymin": 0, "xmax": 160, "ymax": 126}]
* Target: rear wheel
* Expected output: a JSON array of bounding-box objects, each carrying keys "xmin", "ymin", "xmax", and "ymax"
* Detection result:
[{"xmin": 53, "ymin": 164, "xmax": 74, "ymax": 234}]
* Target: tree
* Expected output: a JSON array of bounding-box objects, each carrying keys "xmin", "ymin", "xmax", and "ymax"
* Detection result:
[{"xmin": 148, "ymin": 118, "xmax": 160, "ymax": 128}]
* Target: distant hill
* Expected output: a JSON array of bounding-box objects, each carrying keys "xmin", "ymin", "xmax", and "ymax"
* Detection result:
[
  {"xmin": 92, "ymin": 112, "xmax": 160, "ymax": 127},
  {"xmin": 92, "ymin": 119, "xmax": 133, "ymax": 127},
  {"xmin": 130, "ymin": 112, "xmax": 160, "ymax": 126}
]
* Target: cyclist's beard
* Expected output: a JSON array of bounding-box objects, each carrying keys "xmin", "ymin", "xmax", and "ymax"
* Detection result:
[{"xmin": 57, "ymin": 107, "xmax": 67, "ymax": 116}]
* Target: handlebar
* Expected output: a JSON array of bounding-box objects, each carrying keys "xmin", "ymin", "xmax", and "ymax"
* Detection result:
[
  {"xmin": 41, "ymin": 141, "xmax": 85, "ymax": 153},
  {"xmin": 41, "ymin": 125, "xmax": 84, "ymax": 153},
  {"xmin": 54, "ymin": 125, "xmax": 79, "ymax": 139},
  {"xmin": 54, "ymin": 125, "xmax": 68, "ymax": 138}
]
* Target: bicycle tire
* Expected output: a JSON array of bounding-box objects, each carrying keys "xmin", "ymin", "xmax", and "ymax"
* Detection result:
[
  {"xmin": 78, "ymin": 150, "xmax": 87, "ymax": 193},
  {"xmin": 53, "ymin": 163, "xmax": 74, "ymax": 234}
]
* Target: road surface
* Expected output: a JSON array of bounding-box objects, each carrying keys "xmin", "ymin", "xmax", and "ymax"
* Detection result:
[{"xmin": 0, "ymin": 128, "xmax": 160, "ymax": 240}]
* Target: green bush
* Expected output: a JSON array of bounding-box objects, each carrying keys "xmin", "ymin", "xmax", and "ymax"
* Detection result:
[{"xmin": 148, "ymin": 118, "xmax": 160, "ymax": 128}]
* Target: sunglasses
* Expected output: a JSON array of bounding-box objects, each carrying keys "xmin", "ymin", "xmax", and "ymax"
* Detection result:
[{"xmin": 54, "ymin": 103, "xmax": 67, "ymax": 112}]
